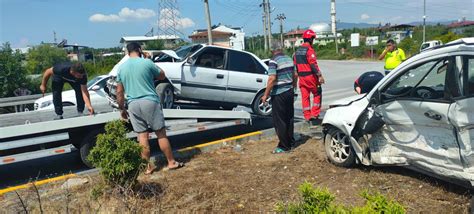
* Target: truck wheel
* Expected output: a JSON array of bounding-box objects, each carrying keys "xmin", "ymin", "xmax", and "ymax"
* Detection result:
[
  {"xmin": 252, "ymin": 92, "xmax": 272, "ymax": 116},
  {"xmin": 324, "ymin": 127, "xmax": 356, "ymax": 167},
  {"xmin": 156, "ymin": 83, "xmax": 174, "ymax": 109},
  {"xmin": 80, "ymin": 129, "xmax": 103, "ymax": 168}
]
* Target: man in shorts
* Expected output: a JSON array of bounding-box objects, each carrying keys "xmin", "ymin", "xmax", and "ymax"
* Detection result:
[{"xmin": 116, "ymin": 42, "xmax": 184, "ymax": 174}]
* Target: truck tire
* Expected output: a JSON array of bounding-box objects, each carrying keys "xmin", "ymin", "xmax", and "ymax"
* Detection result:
[
  {"xmin": 156, "ymin": 83, "xmax": 174, "ymax": 109},
  {"xmin": 79, "ymin": 129, "xmax": 103, "ymax": 168}
]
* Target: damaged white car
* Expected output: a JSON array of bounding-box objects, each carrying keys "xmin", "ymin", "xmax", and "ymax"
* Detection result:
[
  {"xmin": 106, "ymin": 44, "xmax": 272, "ymax": 116},
  {"xmin": 322, "ymin": 38, "xmax": 474, "ymax": 187}
]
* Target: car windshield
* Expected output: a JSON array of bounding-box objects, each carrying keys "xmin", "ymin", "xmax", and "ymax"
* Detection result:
[
  {"xmin": 155, "ymin": 44, "xmax": 202, "ymax": 62},
  {"xmin": 87, "ymin": 76, "xmax": 102, "ymax": 88}
]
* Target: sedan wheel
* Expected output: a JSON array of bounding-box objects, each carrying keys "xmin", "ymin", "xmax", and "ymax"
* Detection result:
[
  {"xmin": 324, "ymin": 127, "xmax": 356, "ymax": 167},
  {"xmin": 252, "ymin": 92, "xmax": 272, "ymax": 116},
  {"xmin": 156, "ymin": 83, "xmax": 174, "ymax": 109}
]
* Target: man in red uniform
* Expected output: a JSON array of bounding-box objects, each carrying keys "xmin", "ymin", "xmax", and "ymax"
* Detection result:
[{"xmin": 294, "ymin": 29, "xmax": 325, "ymax": 125}]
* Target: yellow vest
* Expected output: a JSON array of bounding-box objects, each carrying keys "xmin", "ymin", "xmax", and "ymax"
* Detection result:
[{"xmin": 384, "ymin": 48, "xmax": 406, "ymax": 70}]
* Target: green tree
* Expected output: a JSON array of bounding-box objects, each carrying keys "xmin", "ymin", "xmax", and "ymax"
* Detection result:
[
  {"xmin": 144, "ymin": 40, "xmax": 164, "ymax": 50},
  {"xmin": 0, "ymin": 42, "xmax": 28, "ymax": 98},
  {"xmin": 26, "ymin": 44, "xmax": 68, "ymax": 74},
  {"xmin": 435, "ymin": 31, "xmax": 462, "ymax": 44}
]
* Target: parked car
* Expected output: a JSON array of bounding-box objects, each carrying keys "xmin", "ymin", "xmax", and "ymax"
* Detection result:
[
  {"xmin": 34, "ymin": 75, "xmax": 110, "ymax": 111},
  {"xmin": 322, "ymin": 38, "xmax": 474, "ymax": 187},
  {"xmin": 106, "ymin": 44, "xmax": 272, "ymax": 116},
  {"xmin": 420, "ymin": 40, "xmax": 443, "ymax": 52}
]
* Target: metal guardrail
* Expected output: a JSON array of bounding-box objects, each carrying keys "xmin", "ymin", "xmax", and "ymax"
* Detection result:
[{"xmin": 0, "ymin": 94, "xmax": 49, "ymax": 108}]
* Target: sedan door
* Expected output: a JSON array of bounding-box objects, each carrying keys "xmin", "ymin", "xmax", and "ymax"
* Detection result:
[
  {"xmin": 225, "ymin": 50, "xmax": 267, "ymax": 105},
  {"xmin": 448, "ymin": 55, "xmax": 474, "ymax": 184},
  {"xmin": 181, "ymin": 47, "xmax": 228, "ymax": 102},
  {"xmin": 370, "ymin": 56, "xmax": 464, "ymax": 174}
]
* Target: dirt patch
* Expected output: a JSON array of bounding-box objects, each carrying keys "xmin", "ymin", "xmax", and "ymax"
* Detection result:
[{"xmin": 2, "ymin": 137, "xmax": 471, "ymax": 213}]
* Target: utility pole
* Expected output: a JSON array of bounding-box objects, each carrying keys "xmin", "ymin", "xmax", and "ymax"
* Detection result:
[
  {"xmin": 262, "ymin": 15, "xmax": 268, "ymax": 50},
  {"xmin": 203, "ymin": 0, "xmax": 213, "ymax": 45},
  {"xmin": 423, "ymin": 0, "xmax": 426, "ymax": 43},
  {"xmin": 261, "ymin": 2, "xmax": 268, "ymax": 50},
  {"xmin": 276, "ymin": 13, "xmax": 286, "ymax": 47},
  {"xmin": 331, "ymin": 0, "xmax": 338, "ymax": 54},
  {"xmin": 265, "ymin": 0, "xmax": 272, "ymax": 48}
]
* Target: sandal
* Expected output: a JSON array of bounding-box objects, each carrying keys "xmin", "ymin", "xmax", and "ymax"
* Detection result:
[
  {"xmin": 144, "ymin": 165, "xmax": 157, "ymax": 175},
  {"xmin": 272, "ymin": 147, "xmax": 289, "ymax": 154},
  {"xmin": 164, "ymin": 161, "xmax": 185, "ymax": 171}
]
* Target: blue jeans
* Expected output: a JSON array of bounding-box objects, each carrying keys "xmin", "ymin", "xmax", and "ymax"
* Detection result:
[{"xmin": 385, "ymin": 69, "xmax": 392, "ymax": 75}]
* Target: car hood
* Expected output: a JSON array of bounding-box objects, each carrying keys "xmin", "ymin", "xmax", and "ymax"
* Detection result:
[
  {"xmin": 328, "ymin": 94, "xmax": 367, "ymax": 108},
  {"xmin": 108, "ymin": 50, "xmax": 181, "ymax": 77},
  {"xmin": 35, "ymin": 90, "xmax": 77, "ymax": 107}
]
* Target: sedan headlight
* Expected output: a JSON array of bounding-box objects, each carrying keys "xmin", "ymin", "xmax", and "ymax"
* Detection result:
[{"xmin": 40, "ymin": 100, "xmax": 53, "ymax": 108}]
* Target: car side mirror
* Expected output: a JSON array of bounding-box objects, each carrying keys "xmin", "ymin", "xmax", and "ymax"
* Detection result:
[
  {"xmin": 186, "ymin": 57, "xmax": 195, "ymax": 65},
  {"xmin": 370, "ymin": 89, "xmax": 382, "ymax": 105},
  {"xmin": 91, "ymin": 85, "xmax": 101, "ymax": 91}
]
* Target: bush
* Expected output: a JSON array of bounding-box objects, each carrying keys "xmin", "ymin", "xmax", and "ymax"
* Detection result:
[
  {"xmin": 88, "ymin": 120, "xmax": 146, "ymax": 187},
  {"xmin": 275, "ymin": 181, "xmax": 405, "ymax": 214},
  {"xmin": 353, "ymin": 190, "xmax": 406, "ymax": 214}
]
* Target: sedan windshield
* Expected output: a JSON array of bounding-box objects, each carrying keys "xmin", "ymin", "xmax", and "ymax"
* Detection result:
[
  {"xmin": 87, "ymin": 76, "xmax": 102, "ymax": 88},
  {"xmin": 155, "ymin": 44, "xmax": 202, "ymax": 62}
]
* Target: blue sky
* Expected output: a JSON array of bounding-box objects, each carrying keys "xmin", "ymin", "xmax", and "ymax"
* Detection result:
[{"xmin": 1, "ymin": 0, "xmax": 473, "ymax": 48}]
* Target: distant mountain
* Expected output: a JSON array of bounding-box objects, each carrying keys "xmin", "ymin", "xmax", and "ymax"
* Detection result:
[{"xmin": 337, "ymin": 22, "xmax": 378, "ymax": 29}]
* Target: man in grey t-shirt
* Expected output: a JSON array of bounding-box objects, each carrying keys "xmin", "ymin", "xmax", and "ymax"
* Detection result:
[{"xmin": 116, "ymin": 42, "xmax": 184, "ymax": 174}]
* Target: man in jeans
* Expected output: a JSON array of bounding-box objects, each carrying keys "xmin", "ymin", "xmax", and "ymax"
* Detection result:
[
  {"xmin": 40, "ymin": 62, "xmax": 94, "ymax": 119},
  {"xmin": 261, "ymin": 43, "xmax": 297, "ymax": 153},
  {"xmin": 116, "ymin": 42, "xmax": 184, "ymax": 174}
]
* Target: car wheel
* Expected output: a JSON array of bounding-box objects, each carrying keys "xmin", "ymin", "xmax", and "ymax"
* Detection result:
[
  {"xmin": 252, "ymin": 92, "xmax": 272, "ymax": 116},
  {"xmin": 324, "ymin": 127, "xmax": 356, "ymax": 167},
  {"xmin": 156, "ymin": 83, "xmax": 174, "ymax": 109}
]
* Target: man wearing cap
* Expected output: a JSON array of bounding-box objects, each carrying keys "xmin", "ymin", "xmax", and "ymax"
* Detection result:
[
  {"xmin": 294, "ymin": 29, "xmax": 325, "ymax": 125},
  {"xmin": 262, "ymin": 43, "xmax": 297, "ymax": 153}
]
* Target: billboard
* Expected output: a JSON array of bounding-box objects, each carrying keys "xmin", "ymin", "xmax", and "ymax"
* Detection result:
[
  {"xmin": 366, "ymin": 36, "xmax": 379, "ymax": 46},
  {"xmin": 351, "ymin": 33, "xmax": 360, "ymax": 47}
]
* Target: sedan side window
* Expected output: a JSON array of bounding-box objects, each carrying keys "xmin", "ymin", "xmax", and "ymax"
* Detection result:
[
  {"xmin": 227, "ymin": 50, "xmax": 262, "ymax": 74},
  {"xmin": 382, "ymin": 58, "xmax": 448, "ymax": 101},
  {"xmin": 194, "ymin": 48, "xmax": 226, "ymax": 69},
  {"xmin": 467, "ymin": 57, "xmax": 474, "ymax": 96}
]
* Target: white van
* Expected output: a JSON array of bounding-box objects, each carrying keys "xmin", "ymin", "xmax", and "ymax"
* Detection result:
[{"xmin": 420, "ymin": 40, "xmax": 443, "ymax": 52}]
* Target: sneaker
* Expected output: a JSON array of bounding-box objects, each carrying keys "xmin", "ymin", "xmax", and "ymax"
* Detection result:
[
  {"xmin": 54, "ymin": 115, "xmax": 64, "ymax": 120},
  {"xmin": 77, "ymin": 111, "xmax": 84, "ymax": 116}
]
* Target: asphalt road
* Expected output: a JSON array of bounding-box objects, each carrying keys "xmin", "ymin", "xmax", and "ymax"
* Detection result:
[{"xmin": 0, "ymin": 60, "xmax": 384, "ymax": 189}]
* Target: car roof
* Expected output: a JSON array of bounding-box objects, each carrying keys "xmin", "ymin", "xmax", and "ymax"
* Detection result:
[{"xmin": 401, "ymin": 37, "xmax": 474, "ymax": 67}]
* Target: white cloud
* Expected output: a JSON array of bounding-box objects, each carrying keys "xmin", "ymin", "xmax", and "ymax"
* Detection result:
[
  {"xmin": 89, "ymin": 7, "xmax": 156, "ymax": 23},
  {"xmin": 89, "ymin": 14, "xmax": 122, "ymax": 23},
  {"xmin": 360, "ymin": 13, "xmax": 370, "ymax": 20},
  {"xmin": 157, "ymin": 8, "xmax": 195, "ymax": 29}
]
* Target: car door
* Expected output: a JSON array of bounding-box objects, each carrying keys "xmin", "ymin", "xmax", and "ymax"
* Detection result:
[
  {"xmin": 181, "ymin": 47, "xmax": 228, "ymax": 102},
  {"xmin": 370, "ymin": 56, "xmax": 464, "ymax": 173},
  {"xmin": 448, "ymin": 55, "xmax": 474, "ymax": 184},
  {"xmin": 225, "ymin": 50, "xmax": 267, "ymax": 105}
]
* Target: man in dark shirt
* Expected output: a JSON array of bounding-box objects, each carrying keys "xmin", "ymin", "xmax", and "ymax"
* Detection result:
[
  {"xmin": 40, "ymin": 62, "xmax": 94, "ymax": 119},
  {"xmin": 354, "ymin": 71, "xmax": 384, "ymax": 94}
]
